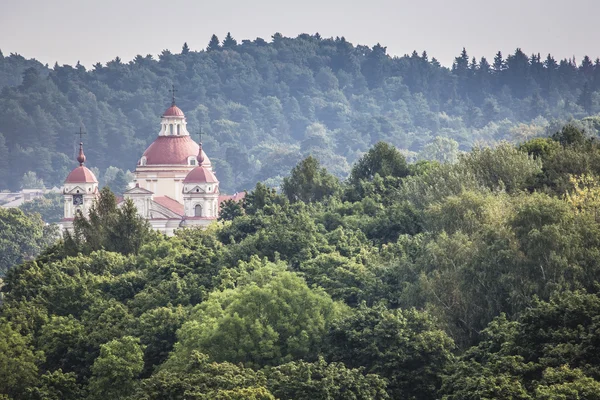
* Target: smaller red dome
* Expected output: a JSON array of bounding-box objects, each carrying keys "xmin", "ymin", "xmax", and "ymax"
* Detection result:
[
  {"xmin": 184, "ymin": 166, "xmax": 218, "ymax": 184},
  {"xmin": 163, "ymin": 105, "xmax": 185, "ymax": 117},
  {"xmin": 65, "ymin": 166, "xmax": 98, "ymax": 184}
]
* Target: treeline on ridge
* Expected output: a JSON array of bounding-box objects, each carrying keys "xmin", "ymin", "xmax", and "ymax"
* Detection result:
[{"xmin": 1, "ymin": 33, "xmax": 600, "ymax": 193}]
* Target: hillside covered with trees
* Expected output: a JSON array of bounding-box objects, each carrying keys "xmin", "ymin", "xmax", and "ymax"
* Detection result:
[
  {"xmin": 1, "ymin": 33, "xmax": 600, "ymax": 193},
  {"xmin": 4, "ymin": 126, "xmax": 600, "ymax": 398}
]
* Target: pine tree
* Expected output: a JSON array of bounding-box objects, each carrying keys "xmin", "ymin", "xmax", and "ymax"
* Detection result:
[
  {"xmin": 469, "ymin": 56, "xmax": 478, "ymax": 71},
  {"xmin": 206, "ymin": 34, "xmax": 220, "ymax": 51},
  {"xmin": 453, "ymin": 48, "xmax": 469, "ymax": 74},
  {"xmin": 181, "ymin": 42, "xmax": 190, "ymax": 55},
  {"xmin": 580, "ymin": 55, "xmax": 593, "ymax": 75},
  {"xmin": 493, "ymin": 51, "xmax": 505, "ymax": 72},
  {"xmin": 222, "ymin": 32, "xmax": 237, "ymax": 49},
  {"xmin": 544, "ymin": 54, "xmax": 558, "ymax": 70},
  {"xmin": 479, "ymin": 57, "xmax": 490, "ymax": 72}
]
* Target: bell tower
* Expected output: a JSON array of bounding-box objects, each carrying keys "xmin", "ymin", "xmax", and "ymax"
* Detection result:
[
  {"xmin": 59, "ymin": 131, "xmax": 98, "ymax": 230},
  {"xmin": 182, "ymin": 137, "xmax": 220, "ymax": 227}
]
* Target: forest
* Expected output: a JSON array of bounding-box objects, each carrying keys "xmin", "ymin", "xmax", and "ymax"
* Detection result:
[
  {"xmin": 1, "ymin": 33, "xmax": 600, "ymax": 193},
  {"xmin": 4, "ymin": 124, "xmax": 600, "ymax": 398}
]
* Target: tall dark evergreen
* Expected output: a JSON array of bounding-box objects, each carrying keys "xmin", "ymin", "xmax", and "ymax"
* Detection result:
[
  {"xmin": 206, "ymin": 34, "xmax": 220, "ymax": 51},
  {"xmin": 181, "ymin": 42, "xmax": 190, "ymax": 55},
  {"xmin": 222, "ymin": 32, "xmax": 237, "ymax": 49}
]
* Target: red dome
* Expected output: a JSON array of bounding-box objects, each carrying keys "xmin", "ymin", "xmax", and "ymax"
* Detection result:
[
  {"xmin": 65, "ymin": 166, "xmax": 98, "ymax": 184},
  {"xmin": 163, "ymin": 105, "xmax": 185, "ymax": 117},
  {"xmin": 141, "ymin": 136, "xmax": 211, "ymax": 166},
  {"xmin": 184, "ymin": 166, "xmax": 218, "ymax": 184}
]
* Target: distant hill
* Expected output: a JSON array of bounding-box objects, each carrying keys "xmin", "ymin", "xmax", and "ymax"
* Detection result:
[{"xmin": 0, "ymin": 33, "xmax": 599, "ymax": 191}]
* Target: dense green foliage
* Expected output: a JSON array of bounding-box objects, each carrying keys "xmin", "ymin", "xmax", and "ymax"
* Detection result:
[
  {"xmin": 2, "ymin": 35, "xmax": 600, "ymax": 193},
  {"xmin": 5, "ymin": 126, "xmax": 600, "ymax": 398},
  {"xmin": 0, "ymin": 207, "xmax": 58, "ymax": 276}
]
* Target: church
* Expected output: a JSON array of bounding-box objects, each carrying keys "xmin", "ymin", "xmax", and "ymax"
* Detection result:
[{"xmin": 59, "ymin": 98, "xmax": 244, "ymax": 235}]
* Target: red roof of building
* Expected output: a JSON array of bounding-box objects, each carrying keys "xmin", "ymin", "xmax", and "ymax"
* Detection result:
[
  {"xmin": 219, "ymin": 192, "xmax": 246, "ymax": 203},
  {"xmin": 142, "ymin": 136, "xmax": 211, "ymax": 166},
  {"xmin": 154, "ymin": 196, "xmax": 184, "ymax": 216},
  {"xmin": 65, "ymin": 166, "xmax": 98, "ymax": 184},
  {"xmin": 183, "ymin": 166, "xmax": 219, "ymax": 184},
  {"xmin": 163, "ymin": 105, "xmax": 185, "ymax": 117}
]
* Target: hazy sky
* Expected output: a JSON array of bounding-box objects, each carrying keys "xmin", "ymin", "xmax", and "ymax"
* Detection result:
[{"xmin": 1, "ymin": 0, "xmax": 599, "ymax": 68}]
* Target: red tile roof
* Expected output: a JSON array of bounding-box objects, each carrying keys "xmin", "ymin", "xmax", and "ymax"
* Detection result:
[
  {"xmin": 219, "ymin": 192, "xmax": 246, "ymax": 203},
  {"xmin": 153, "ymin": 196, "xmax": 184, "ymax": 216},
  {"xmin": 65, "ymin": 166, "xmax": 98, "ymax": 184}
]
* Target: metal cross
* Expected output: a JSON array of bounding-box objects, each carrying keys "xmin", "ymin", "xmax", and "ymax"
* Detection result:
[
  {"xmin": 170, "ymin": 84, "xmax": 178, "ymax": 105},
  {"xmin": 197, "ymin": 129, "xmax": 203, "ymax": 144},
  {"xmin": 75, "ymin": 127, "xmax": 86, "ymax": 142}
]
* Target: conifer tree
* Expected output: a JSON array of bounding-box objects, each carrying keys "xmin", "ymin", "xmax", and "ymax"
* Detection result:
[
  {"xmin": 206, "ymin": 34, "xmax": 220, "ymax": 51},
  {"xmin": 181, "ymin": 42, "xmax": 190, "ymax": 55},
  {"xmin": 222, "ymin": 32, "xmax": 237, "ymax": 49},
  {"xmin": 453, "ymin": 48, "xmax": 469, "ymax": 74},
  {"xmin": 493, "ymin": 51, "xmax": 505, "ymax": 72},
  {"xmin": 580, "ymin": 55, "xmax": 593, "ymax": 74}
]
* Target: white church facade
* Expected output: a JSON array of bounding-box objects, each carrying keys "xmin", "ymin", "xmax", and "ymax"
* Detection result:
[{"xmin": 59, "ymin": 99, "xmax": 244, "ymax": 235}]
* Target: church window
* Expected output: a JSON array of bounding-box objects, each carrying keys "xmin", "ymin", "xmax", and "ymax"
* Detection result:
[
  {"xmin": 170, "ymin": 124, "xmax": 174, "ymax": 135},
  {"xmin": 190, "ymin": 159, "xmax": 196, "ymax": 166},
  {"xmin": 196, "ymin": 188, "xmax": 199, "ymax": 192},
  {"xmin": 194, "ymin": 204, "xmax": 202, "ymax": 217},
  {"xmin": 177, "ymin": 125, "xmax": 181, "ymax": 135}
]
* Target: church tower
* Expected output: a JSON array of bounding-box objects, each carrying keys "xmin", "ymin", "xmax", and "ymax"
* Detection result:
[
  {"xmin": 181, "ymin": 141, "xmax": 220, "ymax": 227},
  {"xmin": 59, "ymin": 140, "xmax": 98, "ymax": 231},
  {"xmin": 133, "ymin": 88, "xmax": 211, "ymax": 202}
]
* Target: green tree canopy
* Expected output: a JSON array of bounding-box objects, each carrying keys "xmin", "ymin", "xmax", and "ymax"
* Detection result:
[
  {"xmin": 282, "ymin": 156, "xmax": 340, "ymax": 203},
  {"xmin": 166, "ymin": 259, "xmax": 346, "ymax": 368},
  {"xmin": 0, "ymin": 207, "xmax": 58, "ymax": 275}
]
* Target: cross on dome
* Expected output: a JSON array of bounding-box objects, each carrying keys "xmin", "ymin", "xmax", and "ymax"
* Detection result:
[
  {"xmin": 169, "ymin": 84, "xmax": 178, "ymax": 106},
  {"xmin": 75, "ymin": 127, "xmax": 87, "ymax": 166}
]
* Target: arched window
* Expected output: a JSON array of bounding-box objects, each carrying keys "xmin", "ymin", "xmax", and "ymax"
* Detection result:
[
  {"xmin": 194, "ymin": 204, "xmax": 202, "ymax": 217},
  {"xmin": 177, "ymin": 125, "xmax": 181, "ymax": 135},
  {"xmin": 170, "ymin": 124, "xmax": 174, "ymax": 135}
]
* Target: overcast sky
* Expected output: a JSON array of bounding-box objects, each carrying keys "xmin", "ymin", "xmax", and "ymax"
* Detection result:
[{"xmin": 1, "ymin": 0, "xmax": 598, "ymax": 68}]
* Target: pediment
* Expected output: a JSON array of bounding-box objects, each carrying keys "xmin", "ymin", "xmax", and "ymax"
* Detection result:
[
  {"xmin": 64, "ymin": 185, "xmax": 87, "ymax": 195},
  {"xmin": 125, "ymin": 186, "xmax": 154, "ymax": 195},
  {"xmin": 184, "ymin": 185, "xmax": 206, "ymax": 194}
]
